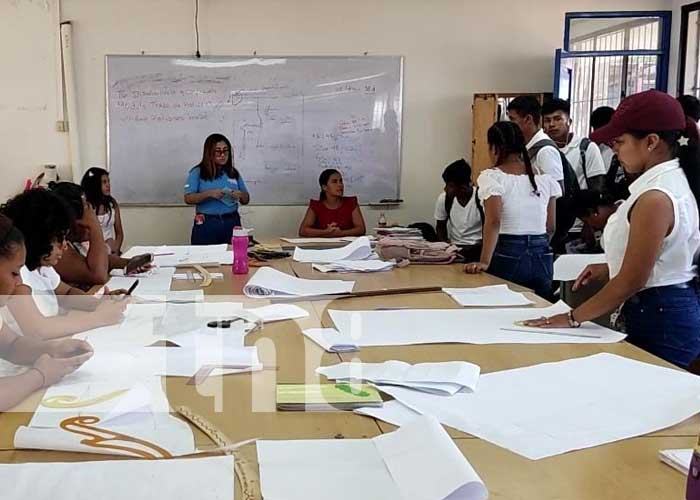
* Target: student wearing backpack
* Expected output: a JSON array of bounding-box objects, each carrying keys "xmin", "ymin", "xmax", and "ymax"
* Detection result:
[
  {"xmin": 542, "ymin": 99, "xmax": 606, "ymax": 191},
  {"xmin": 434, "ymin": 159, "xmax": 483, "ymax": 262},
  {"xmin": 465, "ymin": 122, "xmax": 561, "ymax": 299},
  {"xmin": 507, "ymin": 96, "xmax": 564, "ymax": 185},
  {"xmin": 591, "ymin": 106, "xmax": 631, "ymax": 200},
  {"xmin": 508, "ymin": 96, "xmax": 580, "ymax": 253}
]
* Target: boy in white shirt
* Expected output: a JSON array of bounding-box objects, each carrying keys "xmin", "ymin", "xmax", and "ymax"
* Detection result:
[
  {"xmin": 506, "ymin": 96, "xmax": 564, "ymax": 185},
  {"xmin": 542, "ymin": 98, "xmax": 606, "ymax": 191},
  {"xmin": 434, "ymin": 159, "xmax": 483, "ymax": 262}
]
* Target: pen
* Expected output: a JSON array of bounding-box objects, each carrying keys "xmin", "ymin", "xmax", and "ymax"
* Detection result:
[{"xmin": 126, "ymin": 279, "xmax": 140, "ymax": 296}]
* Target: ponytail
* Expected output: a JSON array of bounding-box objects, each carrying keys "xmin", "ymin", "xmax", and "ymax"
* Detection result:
[{"xmin": 488, "ymin": 121, "xmax": 540, "ymax": 196}]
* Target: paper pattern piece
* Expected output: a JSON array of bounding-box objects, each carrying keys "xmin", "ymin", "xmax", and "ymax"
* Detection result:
[
  {"xmin": 354, "ymin": 400, "xmax": 421, "ymax": 427},
  {"xmin": 659, "ymin": 449, "xmax": 693, "ymax": 474},
  {"xmin": 378, "ymin": 354, "xmax": 700, "ymax": 460},
  {"xmin": 329, "ymin": 301, "xmax": 625, "ymax": 346},
  {"xmin": 173, "ymin": 272, "xmax": 224, "ymax": 280},
  {"xmin": 105, "ymin": 268, "xmax": 175, "ymax": 297},
  {"xmin": 302, "ymin": 328, "xmax": 359, "ymax": 352},
  {"xmin": 246, "ymin": 304, "xmax": 310, "ymax": 322},
  {"xmin": 443, "ymin": 285, "xmax": 534, "ymax": 307},
  {"xmin": 257, "ymin": 415, "xmax": 488, "ymax": 500},
  {"xmin": 244, "ymin": 267, "xmax": 354, "ymax": 298},
  {"xmin": 312, "ymin": 260, "xmax": 395, "ymax": 273},
  {"xmin": 318, "ymin": 360, "xmax": 481, "ymax": 395},
  {"xmin": 553, "ymin": 254, "xmax": 606, "ymax": 281},
  {"xmin": 124, "ymin": 244, "xmax": 233, "ymax": 267},
  {"xmin": 293, "ymin": 237, "xmax": 373, "ymax": 263},
  {"xmin": 0, "ymin": 456, "xmax": 235, "ymax": 500}
]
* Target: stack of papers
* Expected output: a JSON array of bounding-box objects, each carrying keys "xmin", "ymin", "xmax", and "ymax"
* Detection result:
[
  {"xmin": 375, "ymin": 227, "xmax": 424, "ymax": 240},
  {"xmin": 377, "ymin": 353, "xmax": 700, "ymax": 460},
  {"xmin": 317, "ymin": 360, "xmax": 481, "ymax": 395},
  {"xmin": 172, "ymin": 272, "xmax": 224, "ymax": 281},
  {"xmin": 302, "ymin": 328, "xmax": 359, "ymax": 352},
  {"xmin": 123, "ymin": 244, "xmax": 233, "ymax": 267},
  {"xmin": 281, "ymin": 236, "xmax": 374, "ymax": 244},
  {"xmin": 553, "ymin": 254, "xmax": 606, "ymax": 281},
  {"xmin": 105, "ymin": 267, "xmax": 175, "ymax": 297},
  {"xmin": 276, "ymin": 383, "xmax": 383, "ymax": 411},
  {"xmin": 354, "ymin": 400, "xmax": 421, "ymax": 427},
  {"xmin": 0, "ymin": 456, "xmax": 235, "ymax": 500},
  {"xmin": 443, "ymin": 285, "xmax": 534, "ymax": 307},
  {"xmin": 257, "ymin": 415, "xmax": 488, "ymax": 500},
  {"xmin": 293, "ymin": 237, "xmax": 373, "ymax": 263},
  {"xmin": 328, "ymin": 302, "xmax": 625, "ymax": 346},
  {"xmin": 244, "ymin": 267, "xmax": 355, "ymax": 298},
  {"xmin": 312, "ymin": 259, "xmax": 395, "ymax": 273},
  {"xmin": 659, "ymin": 449, "xmax": 693, "ymax": 474}
]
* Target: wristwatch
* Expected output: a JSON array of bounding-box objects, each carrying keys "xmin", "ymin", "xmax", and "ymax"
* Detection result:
[{"xmin": 567, "ymin": 310, "xmax": 581, "ymax": 328}]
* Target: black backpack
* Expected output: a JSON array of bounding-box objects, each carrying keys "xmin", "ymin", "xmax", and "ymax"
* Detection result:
[{"xmin": 528, "ymin": 139, "xmax": 580, "ymax": 252}]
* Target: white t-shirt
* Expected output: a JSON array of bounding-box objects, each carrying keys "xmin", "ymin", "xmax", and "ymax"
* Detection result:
[
  {"xmin": 602, "ymin": 159, "xmax": 700, "ymax": 288},
  {"xmin": 599, "ymin": 143, "xmax": 615, "ymax": 173},
  {"xmin": 526, "ymin": 129, "xmax": 564, "ymax": 182},
  {"xmin": 19, "ymin": 265, "xmax": 61, "ymax": 318},
  {"xmin": 98, "ymin": 211, "xmax": 116, "ymax": 241},
  {"xmin": 560, "ymin": 135, "xmax": 607, "ymax": 189},
  {"xmin": 477, "ymin": 168, "xmax": 562, "ymax": 235},
  {"xmin": 433, "ymin": 192, "xmax": 482, "ymax": 246}
]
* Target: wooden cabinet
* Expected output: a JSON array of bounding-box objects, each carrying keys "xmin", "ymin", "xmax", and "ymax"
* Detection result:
[{"xmin": 471, "ymin": 92, "xmax": 552, "ymax": 179}]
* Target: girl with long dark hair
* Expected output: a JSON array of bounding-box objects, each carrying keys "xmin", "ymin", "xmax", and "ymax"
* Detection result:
[{"xmin": 81, "ymin": 167, "xmax": 123, "ymax": 254}]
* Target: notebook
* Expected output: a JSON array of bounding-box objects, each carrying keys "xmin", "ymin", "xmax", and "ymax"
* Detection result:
[{"xmin": 276, "ymin": 383, "xmax": 383, "ymax": 411}]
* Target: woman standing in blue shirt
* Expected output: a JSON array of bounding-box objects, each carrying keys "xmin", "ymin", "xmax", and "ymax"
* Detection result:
[{"xmin": 184, "ymin": 134, "xmax": 250, "ymax": 245}]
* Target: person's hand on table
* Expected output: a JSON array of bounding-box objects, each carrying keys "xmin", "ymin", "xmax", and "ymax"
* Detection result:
[
  {"xmin": 464, "ymin": 262, "xmax": 488, "ymax": 274},
  {"xmin": 47, "ymin": 339, "xmax": 94, "ymax": 360},
  {"xmin": 521, "ymin": 313, "xmax": 571, "ymax": 329}
]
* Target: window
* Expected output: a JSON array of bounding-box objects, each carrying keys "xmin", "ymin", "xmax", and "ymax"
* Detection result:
[
  {"xmin": 555, "ymin": 12, "xmax": 671, "ymax": 136},
  {"xmin": 678, "ymin": 2, "xmax": 700, "ymax": 97}
]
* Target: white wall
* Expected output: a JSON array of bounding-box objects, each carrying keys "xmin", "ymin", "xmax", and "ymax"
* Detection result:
[{"xmin": 1, "ymin": 0, "xmax": 671, "ymax": 246}]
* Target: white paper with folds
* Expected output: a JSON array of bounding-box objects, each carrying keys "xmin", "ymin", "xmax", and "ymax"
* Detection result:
[
  {"xmin": 244, "ymin": 267, "xmax": 354, "ymax": 298},
  {"xmin": 292, "ymin": 237, "xmax": 373, "ymax": 263}
]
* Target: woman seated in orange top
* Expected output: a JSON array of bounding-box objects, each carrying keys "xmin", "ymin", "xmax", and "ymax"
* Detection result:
[{"xmin": 299, "ymin": 169, "xmax": 366, "ymax": 237}]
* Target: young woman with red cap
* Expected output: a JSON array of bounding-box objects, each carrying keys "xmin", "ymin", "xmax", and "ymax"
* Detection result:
[{"xmin": 523, "ymin": 90, "xmax": 700, "ymax": 368}]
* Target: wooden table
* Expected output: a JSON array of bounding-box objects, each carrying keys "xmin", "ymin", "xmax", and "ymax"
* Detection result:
[{"xmin": 0, "ymin": 252, "xmax": 695, "ymax": 500}]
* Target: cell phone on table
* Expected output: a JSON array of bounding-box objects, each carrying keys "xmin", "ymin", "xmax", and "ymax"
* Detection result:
[{"xmin": 125, "ymin": 253, "xmax": 153, "ymax": 275}]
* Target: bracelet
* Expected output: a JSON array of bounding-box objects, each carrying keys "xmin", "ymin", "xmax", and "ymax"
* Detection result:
[
  {"xmin": 567, "ymin": 310, "xmax": 582, "ymax": 328},
  {"xmin": 29, "ymin": 367, "xmax": 46, "ymax": 388}
]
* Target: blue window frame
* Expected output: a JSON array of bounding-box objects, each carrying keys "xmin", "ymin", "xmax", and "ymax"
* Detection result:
[{"xmin": 554, "ymin": 11, "xmax": 672, "ymax": 135}]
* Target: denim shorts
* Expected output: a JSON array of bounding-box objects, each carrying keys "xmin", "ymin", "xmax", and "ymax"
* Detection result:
[
  {"xmin": 622, "ymin": 282, "xmax": 700, "ymax": 369},
  {"xmin": 487, "ymin": 234, "xmax": 553, "ymax": 300}
]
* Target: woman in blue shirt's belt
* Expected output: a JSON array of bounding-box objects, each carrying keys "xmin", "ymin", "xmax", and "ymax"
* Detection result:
[{"xmin": 184, "ymin": 133, "xmax": 250, "ymax": 245}]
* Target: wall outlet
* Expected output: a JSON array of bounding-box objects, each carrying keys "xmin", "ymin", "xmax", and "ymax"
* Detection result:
[{"xmin": 55, "ymin": 121, "xmax": 69, "ymax": 132}]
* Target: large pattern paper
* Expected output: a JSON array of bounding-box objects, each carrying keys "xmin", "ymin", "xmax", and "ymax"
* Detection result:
[
  {"xmin": 443, "ymin": 285, "xmax": 533, "ymax": 307},
  {"xmin": 293, "ymin": 237, "xmax": 373, "ymax": 263},
  {"xmin": 244, "ymin": 267, "xmax": 354, "ymax": 298},
  {"xmin": 378, "ymin": 354, "xmax": 700, "ymax": 460}
]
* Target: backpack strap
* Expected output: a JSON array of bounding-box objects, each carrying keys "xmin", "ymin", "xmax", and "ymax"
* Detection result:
[
  {"xmin": 578, "ymin": 137, "xmax": 591, "ymax": 185},
  {"xmin": 444, "ymin": 192, "xmax": 455, "ymax": 221},
  {"xmin": 527, "ymin": 138, "xmax": 558, "ymax": 160},
  {"xmin": 474, "ymin": 189, "xmax": 485, "ymax": 224}
]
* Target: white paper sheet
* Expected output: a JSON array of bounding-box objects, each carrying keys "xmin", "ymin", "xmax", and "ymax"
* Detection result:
[
  {"xmin": 0, "ymin": 456, "xmax": 234, "ymax": 500},
  {"xmin": 173, "ymin": 272, "xmax": 225, "ymax": 280},
  {"xmin": 244, "ymin": 267, "xmax": 354, "ymax": 298},
  {"xmin": 659, "ymin": 449, "xmax": 693, "ymax": 474},
  {"xmin": 354, "ymin": 400, "xmax": 421, "ymax": 427},
  {"xmin": 329, "ymin": 301, "xmax": 625, "ymax": 346},
  {"xmin": 105, "ymin": 269, "xmax": 175, "ymax": 297},
  {"xmin": 293, "ymin": 237, "xmax": 373, "ymax": 263},
  {"xmin": 378, "ymin": 353, "xmax": 700, "ymax": 460},
  {"xmin": 553, "ymin": 254, "xmax": 607, "ymax": 281},
  {"xmin": 443, "ymin": 285, "xmax": 534, "ymax": 307},
  {"xmin": 123, "ymin": 244, "xmax": 233, "ymax": 267},
  {"xmin": 15, "ymin": 411, "xmax": 196, "ymax": 457},
  {"xmin": 318, "ymin": 360, "xmax": 481, "ymax": 395},
  {"xmin": 140, "ymin": 345, "xmax": 261, "ymax": 377},
  {"xmin": 282, "ymin": 236, "xmax": 375, "ymax": 244},
  {"xmin": 246, "ymin": 304, "xmax": 310, "ymax": 322},
  {"xmin": 302, "ymin": 328, "xmax": 359, "ymax": 352},
  {"xmin": 257, "ymin": 415, "xmax": 488, "ymax": 500},
  {"xmin": 312, "ymin": 260, "xmax": 395, "ymax": 273}
]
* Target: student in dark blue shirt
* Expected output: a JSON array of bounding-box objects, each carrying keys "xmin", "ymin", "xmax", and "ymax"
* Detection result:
[{"xmin": 184, "ymin": 134, "xmax": 250, "ymax": 245}]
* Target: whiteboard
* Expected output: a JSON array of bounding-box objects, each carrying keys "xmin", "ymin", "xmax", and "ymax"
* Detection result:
[{"xmin": 106, "ymin": 55, "xmax": 403, "ymax": 205}]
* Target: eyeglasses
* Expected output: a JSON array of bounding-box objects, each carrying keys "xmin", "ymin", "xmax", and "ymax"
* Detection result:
[{"xmin": 214, "ymin": 149, "xmax": 230, "ymax": 155}]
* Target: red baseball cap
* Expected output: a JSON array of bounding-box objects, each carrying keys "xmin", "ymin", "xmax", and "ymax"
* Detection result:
[{"xmin": 590, "ymin": 90, "xmax": 687, "ymax": 144}]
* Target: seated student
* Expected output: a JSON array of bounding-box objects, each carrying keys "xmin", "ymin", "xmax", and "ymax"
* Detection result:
[
  {"xmin": 50, "ymin": 182, "xmax": 150, "ymax": 288},
  {"xmin": 81, "ymin": 167, "xmax": 123, "ymax": 255},
  {"xmin": 299, "ymin": 169, "xmax": 366, "ymax": 237},
  {"xmin": 434, "ymin": 159, "xmax": 483, "ymax": 261},
  {"xmin": 1, "ymin": 189, "xmax": 126, "ymax": 340},
  {"xmin": 678, "ymin": 95, "xmax": 700, "ymax": 132},
  {"xmin": 591, "ymin": 106, "xmax": 630, "ymax": 200},
  {"xmin": 506, "ymin": 96, "xmax": 564, "ymax": 186},
  {"xmin": 542, "ymin": 98, "xmax": 606, "ymax": 191},
  {"xmin": 571, "ymin": 190, "xmax": 622, "ymax": 252},
  {"xmin": 0, "ymin": 214, "xmax": 93, "ymax": 411},
  {"xmin": 465, "ymin": 121, "xmax": 561, "ymax": 299}
]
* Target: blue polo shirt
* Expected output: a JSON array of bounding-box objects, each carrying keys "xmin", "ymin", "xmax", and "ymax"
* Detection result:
[{"xmin": 184, "ymin": 166, "xmax": 249, "ymax": 215}]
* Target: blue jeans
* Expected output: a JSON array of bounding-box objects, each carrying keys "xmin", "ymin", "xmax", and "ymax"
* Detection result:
[
  {"xmin": 488, "ymin": 234, "xmax": 553, "ymax": 299},
  {"xmin": 622, "ymin": 283, "xmax": 700, "ymax": 368},
  {"xmin": 190, "ymin": 212, "xmax": 241, "ymax": 245}
]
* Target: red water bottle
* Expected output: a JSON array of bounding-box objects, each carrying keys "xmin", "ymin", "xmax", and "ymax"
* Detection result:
[{"xmin": 231, "ymin": 227, "xmax": 249, "ymax": 275}]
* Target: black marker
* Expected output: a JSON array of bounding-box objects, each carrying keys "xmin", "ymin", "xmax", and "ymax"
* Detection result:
[{"xmin": 126, "ymin": 279, "xmax": 140, "ymax": 296}]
